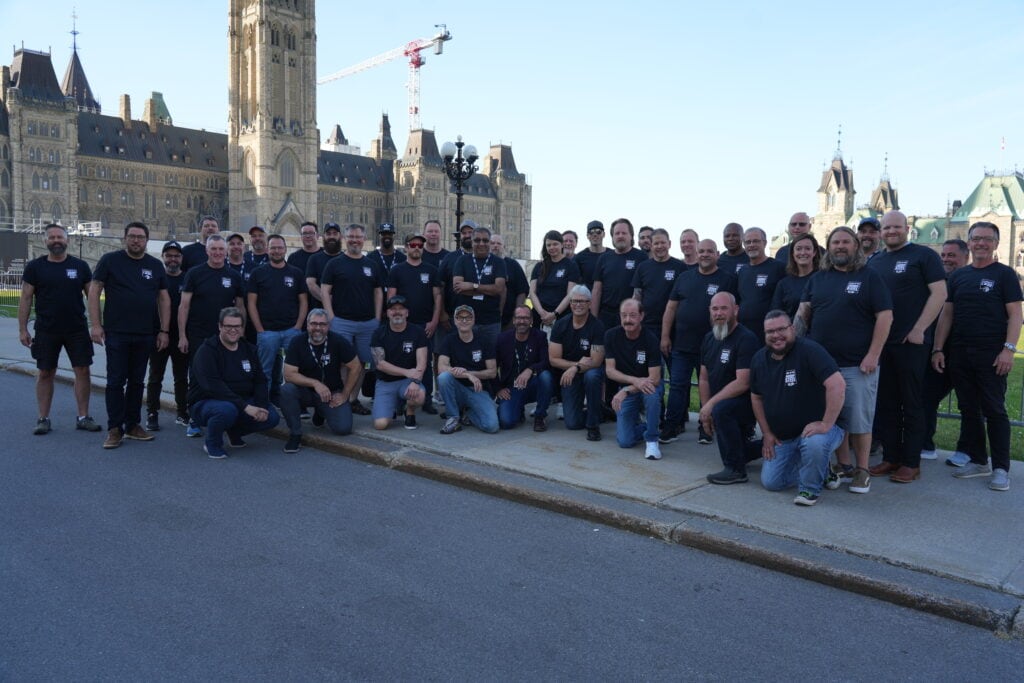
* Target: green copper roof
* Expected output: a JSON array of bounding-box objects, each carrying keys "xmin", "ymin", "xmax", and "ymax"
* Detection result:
[
  {"xmin": 951, "ymin": 172, "xmax": 1024, "ymax": 223},
  {"xmin": 910, "ymin": 216, "xmax": 950, "ymax": 245}
]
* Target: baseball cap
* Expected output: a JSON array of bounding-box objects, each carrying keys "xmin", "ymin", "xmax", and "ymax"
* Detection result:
[
  {"xmin": 378, "ymin": 222, "xmax": 396, "ymax": 234},
  {"xmin": 454, "ymin": 219, "xmax": 478, "ymax": 236},
  {"xmin": 324, "ymin": 222, "xmax": 342, "ymax": 234},
  {"xmin": 405, "ymin": 233, "xmax": 426, "ymax": 245},
  {"xmin": 858, "ymin": 217, "xmax": 881, "ymax": 230},
  {"xmin": 386, "ymin": 295, "xmax": 408, "ymax": 310},
  {"xmin": 227, "ymin": 232, "xmax": 245, "ymax": 243},
  {"xmin": 586, "ymin": 220, "xmax": 604, "ymax": 233},
  {"xmin": 453, "ymin": 304, "xmax": 475, "ymax": 318},
  {"xmin": 248, "ymin": 225, "xmax": 266, "ymax": 235},
  {"xmin": 162, "ymin": 240, "xmax": 182, "ymax": 254}
]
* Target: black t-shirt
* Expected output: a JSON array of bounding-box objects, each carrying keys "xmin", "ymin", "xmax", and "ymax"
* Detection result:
[
  {"xmin": 750, "ymin": 337, "xmax": 841, "ymax": 441},
  {"xmin": 243, "ymin": 251, "xmax": 269, "ymax": 273},
  {"xmin": 700, "ymin": 324, "xmax": 759, "ymax": 396},
  {"xmin": 438, "ymin": 248, "xmax": 469, "ymax": 316},
  {"xmin": 947, "ymin": 262, "xmax": 1023, "ymax": 346},
  {"xmin": 502, "ymin": 257, "xmax": 530, "ymax": 327},
  {"xmin": 93, "ymin": 250, "xmax": 167, "ymax": 335},
  {"xmin": 574, "ymin": 247, "xmax": 605, "ymax": 289},
  {"xmin": 737, "ymin": 258, "xmax": 787, "ymax": 342},
  {"xmin": 182, "ymin": 264, "xmax": 245, "ymax": 340},
  {"xmin": 286, "ymin": 248, "xmax": 320, "ymax": 277},
  {"xmin": 603, "ymin": 326, "xmax": 661, "ymax": 389},
  {"xmin": 284, "ymin": 331, "xmax": 357, "ymax": 392},
  {"xmin": 594, "ymin": 248, "xmax": 647, "ymax": 315},
  {"xmin": 180, "ymin": 242, "xmax": 208, "ymax": 273},
  {"xmin": 421, "ymin": 248, "xmax": 449, "ymax": 270},
  {"xmin": 453, "ymin": 253, "xmax": 508, "ymax": 325},
  {"xmin": 22, "ymin": 255, "xmax": 91, "ymax": 333},
  {"xmin": 550, "ymin": 314, "xmax": 606, "ymax": 364},
  {"xmin": 438, "ymin": 332, "xmax": 494, "ymax": 387},
  {"xmin": 717, "ymin": 251, "xmax": 750, "ymax": 276},
  {"xmin": 387, "ymin": 261, "xmax": 439, "ymax": 325},
  {"xmin": 371, "ymin": 323, "xmax": 428, "ymax": 381},
  {"xmin": 770, "ymin": 273, "xmax": 811, "ymax": 319},
  {"xmin": 247, "ymin": 263, "xmax": 308, "ymax": 331},
  {"xmin": 631, "ymin": 256, "xmax": 685, "ymax": 334},
  {"xmin": 802, "ymin": 268, "xmax": 892, "ymax": 366},
  {"xmin": 868, "ymin": 243, "xmax": 945, "ymax": 344},
  {"xmin": 187, "ymin": 336, "xmax": 266, "ymax": 410},
  {"xmin": 304, "ymin": 250, "xmax": 339, "ymax": 310},
  {"xmin": 322, "ymin": 254, "xmax": 384, "ymax": 321},
  {"xmin": 367, "ymin": 249, "xmax": 407, "ymax": 287},
  {"xmin": 155, "ymin": 271, "xmax": 186, "ymax": 340},
  {"xmin": 531, "ymin": 258, "xmax": 581, "ymax": 313},
  {"xmin": 668, "ymin": 268, "xmax": 738, "ymax": 353}
]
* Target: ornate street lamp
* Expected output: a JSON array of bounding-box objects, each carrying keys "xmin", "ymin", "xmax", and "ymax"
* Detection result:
[{"xmin": 441, "ymin": 135, "xmax": 478, "ymax": 247}]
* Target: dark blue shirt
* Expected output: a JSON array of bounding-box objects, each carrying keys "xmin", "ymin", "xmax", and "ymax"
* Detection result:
[
  {"xmin": 668, "ymin": 268, "xmax": 738, "ymax": 353},
  {"xmin": 750, "ymin": 337, "xmax": 841, "ymax": 441},
  {"xmin": 594, "ymin": 248, "xmax": 647, "ymax": 316},
  {"xmin": 387, "ymin": 261, "xmax": 440, "ymax": 326},
  {"xmin": 868, "ymin": 243, "xmax": 945, "ymax": 344},
  {"xmin": 93, "ymin": 250, "xmax": 167, "ymax": 335},
  {"xmin": 631, "ymin": 256, "xmax": 685, "ymax": 336},
  {"xmin": 737, "ymin": 258, "xmax": 787, "ymax": 343},
  {"xmin": 22, "ymin": 255, "xmax": 91, "ymax": 333},
  {"xmin": 946, "ymin": 262, "xmax": 1023, "ymax": 346},
  {"xmin": 322, "ymin": 254, "xmax": 384, "ymax": 321},
  {"xmin": 802, "ymin": 268, "xmax": 892, "ymax": 366},
  {"xmin": 700, "ymin": 324, "xmax": 759, "ymax": 396}
]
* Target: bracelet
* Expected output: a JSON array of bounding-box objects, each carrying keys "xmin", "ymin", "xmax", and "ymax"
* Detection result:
[
  {"xmin": 931, "ymin": 349, "xmax": 942, "ymax": 355},
  {"xmin": 159, "ymin": 329, "xmax": 169, "ymax": 334}
]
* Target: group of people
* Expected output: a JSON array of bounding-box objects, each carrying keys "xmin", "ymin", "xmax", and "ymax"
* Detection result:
[{"xmin": 18, "ymin": 211, "xmax": 1021, "ymax": 500}]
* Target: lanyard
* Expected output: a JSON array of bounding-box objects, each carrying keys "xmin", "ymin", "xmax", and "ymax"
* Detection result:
[
  {"xmin": 472, "ymin": 254, "xmax": 492, "ymax": 284},
  {"xmin": 379, "ymin": 251, "xmax": 398, "ymax": 275},
  {"xmin": 514, "ymin": 339, "xmax": 530, "ymax": 375},
  {"xmin": 309, "ymin": 340, "xmax": 329, "ymax": 382}
]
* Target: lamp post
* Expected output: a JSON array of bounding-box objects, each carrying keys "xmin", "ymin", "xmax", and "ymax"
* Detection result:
[{"xmin": 441, "ymin": 135, "xmax": 478, "ymax": 248}]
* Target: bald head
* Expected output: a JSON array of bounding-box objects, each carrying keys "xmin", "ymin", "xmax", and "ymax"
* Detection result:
[
  {"xmin": 881, "ymin": 210, "xmax": 910, "ymax": 250},
  {"xmin": 788, "ymin": 212, "xmax": 811, "ymax": 239}
]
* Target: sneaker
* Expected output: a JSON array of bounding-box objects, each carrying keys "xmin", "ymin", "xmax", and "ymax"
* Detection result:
[
  {"xmin": 953, "ymin": 462, "xmax": 992, "ymax": 479},
  {"xmin": 186, "ymin": 421, "xmax": 202, "ymax": 438},
  {"xmin": 825, "ymin": 463, "xmax": 854, "ymax": 490},
  {"xmin": 76, "ymin": 415, "xmax": 102, "ymax": 432},
  {"xmin": 103, "ymin": 427, "xmax": 123, "ymax": 449},
  {"xmin": 312, "ymin": 411, "xmax": 325, "ymax": 427},
  {"xmin": 33, "ymin": 417, "xmax": 51, "ymax": 435},
  {"xmin": 440, "ymin": 416, "xmax": 462, "ymax": 435},
  {"xmin": 920, "ymin": 449, "xmax": 937, "ymax": 461},
  {"xmin": 557, "ymin": 403, "xmax": 564, "ymax": 420},
  {"xmin": 658, "ymin": 425, "xmax": 682, "ymax": 444},
  {"xmin": 300, "ymin": 409, "xmax": 311, "ymax": 421},
  {"xmin": 990, "ymin": 468, "xmax": 1010, "ymax": 491},
  {"xmin": 794, "ymin": 491, "xmax": 819, "ymax": 506},
  {"xmin": 533, "ymin": 416, "xmax": 547, "ymax": 432},
  {"xmin": 351, "ymin": 400, "xmax": 371, "ymax": 416},
  {"xmin": 586, "ymin": 427, "xmax": 602, "ymax": 442},
  {"xmin": 849, "ymin": 467, "xmax": 871, "ymax": 494},
  {"xmin": 645, "ymin": 441, "xmax": 662, "ymax": 460},
  {"xmin": 204, "ymin": 443, "xmax": 228, "ymax": 459},
  {"xmin": 145, "ymin": 413, "xmax": 160, "ymax": 432},
  {"xmin": 945, "ymin": 451, "xmax": 971, "ymax": 467},
  {"xmin": 175, "ymin": 415, "xmax": 189, "ymax": 426},
  {"xmin": 404, "ymin": 414, "xmax": 418, "ymax": 430},
  {"xmin": 697, "ymin": 427, "xmax": 713, "ymax": 445},
  {"xmin": 869, "ymin": 439, "xmax": 883, "ymax": 458},
  {"xmin": 124, "ymin": 424, "xmax": 155, "ymax": 441},
  {"xmin": 707, "ymin": 468, "xmax": 747, "ymax": 485},
  {"xmin": 226, "ymin": 432, "xmax": 247, "ymax": 449},
  {"xmin": 421, "ymin": 402, "xmax": 438, "ymax": 416},
  {"xmin": 460, "ymin": 412, "xmax": 472, "ymax": 427},
  {"xmin": 284, "ymin": 434, "xmax": 302, "ymax": 453}
]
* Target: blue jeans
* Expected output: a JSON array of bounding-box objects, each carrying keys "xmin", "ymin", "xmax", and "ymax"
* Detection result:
[
  {"xmin": 665, "ymin": 350, "xmax": 698, "ymax": 429},
  {"xmin": 712, "ymin": 396, "xmax": 762, "ymax": 472},
  {"xmin": 616, "ymin": 382, "xmax": 663, "ymax": 448},
  {"xmin": 761, "ymin": 425, "xmax": 845, "ymax": 496},
  {"xmin": 437, "ymin": 372, "xmax": 499, "ymax": 433},
  {"xmin": 562, "ymin": 367, "xmax": 604, "ymax": 430},
  {"xmin": 330, "ymin": 317, "xmax": 378, "ymax": 365},
  {"xmin": 279, "ymin": 383, "xmax": 352, "ymax": 436},
  {"xmin": 498, "ymin": 370, "xmax": 555, "ymax": 429},
  {"xmin": 105, "ymin": 332, "xmax": 154, "ymax": 431},
  {"xmin": 191, "ymin": 399, "xmax": 281, "ymax": 452},
  {"xmin": 257, "ymin": 328, "xmax": 302, "ymax": 401}
]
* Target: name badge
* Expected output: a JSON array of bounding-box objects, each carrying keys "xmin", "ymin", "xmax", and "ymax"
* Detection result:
[
  {"xmin": 221, "ymin": 277, "xmax": 232, "ymax": 288},
  {"xmin": 66, "ymin": 268, "xmax": 78, "ymax": 279},
  {"xmin": 141, "ymin": 269, "xmax": 153, "ymax": 280},
  {"xmin": 241, "ymin": 360, "xmax": 252, "ymax": 372}
]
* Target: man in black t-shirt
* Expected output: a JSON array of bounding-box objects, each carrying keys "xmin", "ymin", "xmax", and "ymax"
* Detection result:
[
  {"xmin": 631, "ymin": 228, "xmax": 684, "ymax": 346},
  {"xmin": 19, "ymin": 223, "xmax": 100, "ymax": 435},
  {"xmin": 591, "ymin": 218, "xmax": 647, "ymax": 332},
  {"xmin": 280, "ymin": 309, "xmax": 363, "ymax": 451},
  {"xmin": 699, "ymin": 293, "xmax": 763, "ymax": 485},
  {"xmin": 178, "ymin": 234, "xmax": 245, "ymax": 357},
  {"xmin": 717, "ymin": 222, "xmax": 749, "ymax": 276},
  {"xmin": 89, "ymin": 222, "xmax": 170, "ymax": 449},
  {"xmin": 305, "ymin": 221, "xmax": 342, "ymax": 310},
  {"xmin": 145, "ymin": 241, "xmax": 190, "ymax": 431},
  {"xmin": 574, "ymin": 220, "xmax": 607, "ymax": 289},
  {"xmin": 371, "ymin": 296, "xmax": 429, "ymax": 431},
  {"xmin": 933, "ymin": 222, "xmax": 1023, "ymax": 491},
  {"xmin": 436, "ymin": 305, "xmax": 499, "ymax": 434},
  {"xmin": 604, "ymin": 299, "xmax": 663, "ymax": 458},
  {"xmin": 181, "ymin": 215, "xmax": 221, "ymax": 273},
  {"xmin": 754, "ymin": 310, "xmax": 846, "ymax": 506},
  {"xmin": 287, "ymin": 221, "xmax": 322, "ymax": 284},
  {"xmin": 491, "ymin": 234, "xmax": 528, "ymax": 329},
  {"xmin": 549, "ymin": 285, "xmax": 606, "ymax": 440},
  {"xmin": 736, "ymin": 227, "xmax": 786, "ymax": 344},
  {"xmin": 453, "ymin": 226, "xmax": 507, "ymax": 352}
]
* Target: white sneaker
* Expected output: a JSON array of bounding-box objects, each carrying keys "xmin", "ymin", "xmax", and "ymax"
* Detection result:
[
  {"xmin": 920, "ymin": 449, "xmax": 938, "ymax": 460},
  {"xmin": 945, "ymin": 451, "xmax": 970, "ymax": 467},
  {"xmin": 953, "ymin": 462, "xmax": 992, "ymax": 479},
  {"xmin": 990, "ymin": 468, "xmax": 1010, "ymax": 491},
  {"xmin": 557, "ymin": 403, "xmax": 564, "ymax": 420},
  {"xmin": 645, "ymin": 441, "xmax": 662, "ymax": 460}
]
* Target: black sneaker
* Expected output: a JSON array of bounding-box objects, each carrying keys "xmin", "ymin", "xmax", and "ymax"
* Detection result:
[
  {"xmin": 587, "ymin": 427, "xmax": 602, "ymax": 442},
  {"xmin": 351, "ymin": 400, "xmax": 371, "ymax": 416},
  {"xmin": 707, "ymin": 468, "xmax": 748, "ymax": 485},
  {"xmin": 145, "ymin": 412, "xmax": 160, "ymax": 432},
  {"xmin": 421, "ymin": 402, "xmax": 438, "ymax": 415},
  {"xmin": 404, "ymin": 414, "xmax": 417, "ymax": 430},
  {"xmin": 175, "ymin": 415, "xmax": 189, "ymax": 427},
  {"xmin": 299, "ymin": 409, "xmax": 311, "ymax": 421},
  {"xmin": 34, "ymin": 417, "xmax": 51, "ymax": 435},
  {"xmin": 311, "ymin": 411, "xmax": 325, "ymax": 427},
  {"xmin": 697, "ymin": 427, "xmax": 713, "ymax": 445},
  {"xmin": 284, "ymin": 435, "xmax": 302, "ymax": 453},
  {"xmin": 658, "ymin": 425, "xmax": 681, "ymax": 444},
  {"xmin": 794, "ymin": 491, "xmax": 819, "ymax": 506},
  {"xmin": 76, "ymin": 416, "xmax": 101, "ymax": 432},
  {"xmin": 226, "ymin": 432, "xmax": 247, "ymax": 448}
]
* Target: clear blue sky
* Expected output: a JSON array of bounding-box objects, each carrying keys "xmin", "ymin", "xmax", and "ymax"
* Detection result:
[{"xmin": 3, "ymin": 0, "xmax": 1022, "ymax": 256}]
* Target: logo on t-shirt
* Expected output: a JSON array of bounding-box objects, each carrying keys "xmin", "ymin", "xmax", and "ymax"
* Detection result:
[
  {"xmin": 363, "ymin": 267, "xmax": 372, "ymax": 277},
  {"xmin": 719, "ymin": 349, "xmax": 731, "ymax": 364},
  {"xmin": 221, "ymin": 277, "xmax": 232, "ymax": 288},
  {"xmin": 636, "ymin": 350, "xmax": 647, "ymax": 364},
  {"xmin": 785, "ymin": 369, "xmax": 797, "ymax": 386},
  {"xmin": 894, "ymin": 261, "xmax": 908, "ymax": 274},
  {"xmin": 284, "ymin": 276, "xmax": 295, "ymax": 288},
  {"xmin": 482, "ymin": 265, "xmax": 493, "ymax": 276},
  {"xmin": 735, "ymin": 264, "xmax": 746, "ymax": 274},
  {"xmin": 403, "ymin": 341, "xmax": 413, "ymax": 354},
  {"xmin": 66, "ymin": 268, "xmax": 78, "ymax": 279},
  {"xmin": 845, "ymin": 281, "xmax": 862, "ymax": 295},
  {"xmin": 141, "ymin": 269, "xmax": 153, "ymax": 280},
  {"xmin": 664, "ymin": 270, "xmax": 676, "ymax": 281},
  {"xmin": 472, "ymin": 349, "xmax": 482, "ymax": 363},
  {"xmin": 556, "ymin": 269, "xmax": 566, "ymax": 278},
  {"xmin": 980, "ymin": 279, "xmax": 995, "ymax": 293},
  {"xmin": 241, "ymin": 360, "xmax": 252, "ymax": 373},
  {"xmin": 580, "ymin": 338, "xmax": 590, "ymax": 351},
  {"xmin": 756, "ymin": 274, "xmax": 768, "ymax": 287},
  {"xmin": 706, "ymin": 284, "xmax": 720, "ymax": 296},
  {"xmin": 625, "ymin": 260, "xmax": 636, "ymax": 270},
  {"xmin": 420, "ymin": 273, "xmax": 430, "ymax": 284}
]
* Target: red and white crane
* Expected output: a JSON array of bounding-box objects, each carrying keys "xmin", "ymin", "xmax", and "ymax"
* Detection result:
[{"xmin": 317, "ymin": 25, "xmax": 452, "ymax": 131}]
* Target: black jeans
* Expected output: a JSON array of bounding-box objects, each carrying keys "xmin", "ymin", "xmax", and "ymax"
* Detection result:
[
  {"xmin": 922, "ymin": 361, "xmax": 968, "ymax": 453},
  {"xmin": 949, "ymin": 344, "xmax": 1011, "ymax": 471},
  {"xmin": 712, "ymin": 396, "xmax": 761, "ymax": 473},
  {"xmin": 146, "ymin": 338, "xmax": 190, "ymax": 417},
  {"xmin": 105, "ymin": 332, "xmax": 154, "ymax": 431},
  {"xmin": 876, "ymin": 342, "xmax": 929, "ymax": 468}
]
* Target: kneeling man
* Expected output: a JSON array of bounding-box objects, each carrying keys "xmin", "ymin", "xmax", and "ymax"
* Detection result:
[
  {"xmin": 752, "ymin": 310, "xmax": 846, "ymax": 506},
  {"xmin": 188, "ymin": 307, "xmax": 281, "ymax": 458},
  {"xmin": 496, "ymin": 305, "xmax": 554, "ymax": 431},
  {"xmin": 604, "ymin": 298, "xmax": 664, "ymax": 459},
  {"xmin": 371, "ymin": 296, "xmax": 429, "ymax": 430},
  {"xmin": 436, "ymin": 305, "xmax": 499, "ymax": 434}
]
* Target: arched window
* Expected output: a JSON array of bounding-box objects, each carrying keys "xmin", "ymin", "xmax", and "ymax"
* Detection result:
[
  {"xmin": 29, "ymin": 201, "xmax": 42, "ymax": 221},
  {"xmin": 51, "ymin": 174, "xmax": 58, "ymax": 192},
  {"xmin": 0, "ymin": 169, "xmax": 8, "ymax": 188},
  {"xmin": 243, "ymin": 149, "xmax": 255, "ymax": 186},
  {"xmin": 279, "ymin": 152, "xmax": 295, "ymax": 187},
  {"xmin": 32, "ymin": 172, "xmax": 40, "ymax": 190},
  {"xmin": 50, "ymin": 201, "xmax": 62, "ymax": 223}
]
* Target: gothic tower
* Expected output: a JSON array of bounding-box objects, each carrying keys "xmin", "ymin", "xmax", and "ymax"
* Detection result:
[
  {"xmin": 228, "ymin": 0, "xmax": 317, "ymax": 234},
  {"xmin": 814, "ymin": 145, "xmax": 855, "ymax": 239}
]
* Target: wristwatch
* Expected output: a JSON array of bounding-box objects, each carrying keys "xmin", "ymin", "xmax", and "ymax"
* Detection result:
[
  {"xmin": 473, "ymin": 282, "xmax": 479, "ymax": 290},
  {"xmin": 1004, "ymin": 343, "xmax": 1017, "ymax": 353}
]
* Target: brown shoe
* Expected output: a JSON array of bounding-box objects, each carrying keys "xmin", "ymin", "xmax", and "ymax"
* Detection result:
[
  {"xmin": 103, "ymin": 427, "xmax": 123, "ymax": 449},
  {"xmin": 868, "ymin": 461, "xmax": 900, "ymax": 476},
  {"xmin": 124, "ymin": 424, "xmax": 155, "ymax": 441},
  {"xmin": 890, "ymin": 466, "xmax": 921, "ymax": 483}
]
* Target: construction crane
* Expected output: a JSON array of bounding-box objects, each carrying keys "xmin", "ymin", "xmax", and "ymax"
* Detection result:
[{"xmin": 317, "ymin": 25, "xmax": 452, "ymax": 131}]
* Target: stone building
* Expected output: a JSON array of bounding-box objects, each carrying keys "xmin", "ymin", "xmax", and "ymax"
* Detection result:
[{"xmin": 0, "ymin": 0, "xmax": 532, "ymax": 258}]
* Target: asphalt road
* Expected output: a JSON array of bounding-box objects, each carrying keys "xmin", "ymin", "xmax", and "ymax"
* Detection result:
[{"xmin": 2, "ymin": 371, "xmax": 1022, "ymax": 680}]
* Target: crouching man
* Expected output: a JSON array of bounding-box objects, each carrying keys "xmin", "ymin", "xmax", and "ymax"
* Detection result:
[
  {"xmin": 187, "ymin": 307, "xmax": 281, "ymax": 459},
  {"xmin": 371, "ymin": 296, "xmax": 429, "ymax": 430},
  {"xmin": 279, "ymin": 308, "xmax": 363, "ymax": 452},
  {"xmin": 436, "ymin": 305, "xmax": 499, "ymax": 434},
  {"xmin": 752, "ymin": 310, "xmax": 846, "ymax": 506}
]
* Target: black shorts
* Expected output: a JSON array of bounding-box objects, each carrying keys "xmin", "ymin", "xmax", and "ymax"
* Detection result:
[{"xmin": 31, "ymin": 327, "xmax": 94, "ymax": 370}]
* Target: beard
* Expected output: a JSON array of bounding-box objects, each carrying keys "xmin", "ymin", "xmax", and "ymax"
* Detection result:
[
  {"xmin": 712, "ymin": 322, "xmax": 731, "ymax": 341},
  {"xmin": 381, "ymin": 237, "xmax": 394, "ymax": 249},
  {"xmin": 460, "ymin": 236, "xmax": 472, "ymax": 250},
  {"xmin": 47, "ymin": 242, "xmax": 66, "ymax": 256},
  {"xmin": 324, "ymin": 237, "xmax": 341, "ymax": 253},
  {"xmin": 830, "ymin": 251, "xmax": 851, "ymax": 267}
]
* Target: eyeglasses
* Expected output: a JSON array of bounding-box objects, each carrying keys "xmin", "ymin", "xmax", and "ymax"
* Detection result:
[
  {"xmin": 789, "ymin": 222, "xmax": 809, "ymax": 227},
  {"xmin": 125, "ymin": 233, "xmax": 148, "ymax": 240},
  {"xmin": 308, "ymin": 321, "xmax": 329, "ymax": 327},
  {"xmin": 569, "ymin": 299, "xmax": 590, "ymax": 305},
  {"xmin": 221, "ymin": 323, "xmax": 244, "ymax": 330},
  {"xmin": 473, "ymin": 238, "xmax": 490, "ymax": 244},
  {"xmin": 969, "ymin": 235, "xmax": 996, "ymax": 243},
  {"xmin": 407, "ymin": 243, "xmax": 425, "ymax": 249},
  {"xmin": 764, "ymin": 324, "xmax": 792, "ymax": 336},
  {"xmin": 454, "ymin": 316, "xmax": 474, "ymax": 322}
]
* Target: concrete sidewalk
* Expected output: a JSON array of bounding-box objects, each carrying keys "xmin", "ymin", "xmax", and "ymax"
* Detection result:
[{"xmin": 2, "ymin": 317, "xmax": 1022, "ymax": 635}]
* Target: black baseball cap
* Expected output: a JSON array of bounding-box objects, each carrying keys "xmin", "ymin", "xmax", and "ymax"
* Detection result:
[
  {"xmin": 405, "ymin": 233, "xmax": 426, "ymax": 245},
  {"xmin": 586, "ymin": 220, "xmax": 604, "ymax": 233},
  {"xmin": 454, "ymin": 219, "xmax": 478, "ymax": 236},
  {"xmin": 324, "ymin": 222, "xmax": 342, "ymax": 234},
  {"xmin": 386, "ymin": 295, "xmax": 408, "ymax": 310},
  {"xmin": 858, "ymin": 217, "xmax": 881, "ymax": 230},
  {"xmin": 162, "ymin": 240, "xmax": 182, "ymax": 254},
  {"xmin": 248, "ymin": 225, "xmax": 266, "ymax": 235},
  {"xmin": 378, "ymin": 222, "xmax": 396, "ymax": 234}
]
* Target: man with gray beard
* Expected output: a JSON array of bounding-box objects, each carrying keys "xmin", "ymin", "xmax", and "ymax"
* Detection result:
[{"xmin": 699, "ymin": 292, "xmax": 762, "ymax": 484}]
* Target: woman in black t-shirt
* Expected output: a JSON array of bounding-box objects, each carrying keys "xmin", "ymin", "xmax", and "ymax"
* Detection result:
[{"xmin": 529, "ymin": 230, "xmax": 580, "ymax": 331}]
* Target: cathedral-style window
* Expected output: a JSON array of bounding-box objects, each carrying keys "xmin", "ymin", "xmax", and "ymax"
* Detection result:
[
  {"xmin": 0, "ymin": 169, "xmax": 8, "ymax": 188},
  {"xmin": 32, "ymin": 172, "xmax": 40, "ymax": 190},
  {"xmin": 271, "ymin": 26, "xmax": 280, "ymax": 46},
  {"xmin": 280, "ymin": 154, "xmax": 295, "ymax": 187}
]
